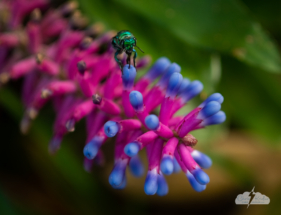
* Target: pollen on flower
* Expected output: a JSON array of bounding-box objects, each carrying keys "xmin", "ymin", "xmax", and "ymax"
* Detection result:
[{"xmin": 0, "ymin": 0, "xmax": 226, "ymax": 196}]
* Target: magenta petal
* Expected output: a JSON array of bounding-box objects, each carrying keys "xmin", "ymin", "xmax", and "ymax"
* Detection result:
[
  {"xmin": 162, "ymin": 137, "xmax": 179, "ymax": 157},
  {"xmin": 178, "ymin": 144, "xmax": 200, "ymax": 172},
  {"xmin": 10, "ymin": 57, "xmax": 36, "ymax": 79},
  {"xmin": 148, "ymin": 138, "xmax": 164, "ymax": 172}
]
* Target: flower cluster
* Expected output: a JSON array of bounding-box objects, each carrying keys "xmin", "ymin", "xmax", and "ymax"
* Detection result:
[{"xmin": 0, "ymin": 1, "xmax": 226, "ymax": 195}]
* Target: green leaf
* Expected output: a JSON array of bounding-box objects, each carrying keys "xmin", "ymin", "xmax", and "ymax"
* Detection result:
[
  {"xmin": 96, "ymin": 0, "xmax": 280, "ymax": 72},
  {"xmin": 218, "ymin": 56, "xmax": 281, "ymax": 144}
]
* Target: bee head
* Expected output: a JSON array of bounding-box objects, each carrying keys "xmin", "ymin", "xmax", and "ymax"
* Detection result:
[{"xmin": 123, "ymin": 38, "xmax": 136, "ymax": 52}]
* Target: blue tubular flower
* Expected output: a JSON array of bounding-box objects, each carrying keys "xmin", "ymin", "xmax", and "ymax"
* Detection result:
[
  {"xmin": 166, "ymin": 72, "xmax": 183, "ymax": 98},
  {"xmin": 158, "ymin": 63, "xmax": 181, "ymax": 88},
  {"xmin": 145, "ymin": 114, "xmax": 159, "ymax": 130},
  {"xmin": 157, "ymin": 174, "xmax": 169, "ymax": 196},
  {"xmin": 122, "ymin": 64, "xmax": 137, "ymax": 89},
  {"xmin": 191, "ymin": 169, "xmax": 210, "ymax": 185},
  {"xmin": 83, "ymin": 142, "xmax": 99, "ymax": 160},
  {"xmin": 104, "ymin": 121, "xmax": 119, "ymax": 137},
  {"xmin": 173, "ymin": 158, "xmax": 181, "ymax": 173},
  {"xmin": 197, "ymin": 101, "xmax": 221, "ymax": 120},
  {"xmin": 180, "ymin": 80, "xmax": 203, "ymax": 102},
  {"xmin": 83, "ymin": 136, "xmax": 103, "ymax": 159},
  {"xmin": 145, "ymin": 57, "xmax": 171, "ymax": 81},
  {"xmin": 199, "ymin": 93, "xmax": 224, "ymax": 108},
  {"xmin": 191, "ymin": 150, "xmax": 212, "ymax": 169},
  {"xmin": 129, "ymin": 91, "xmax": 144, "ymax": 111},
  {"xmin": 112, "ymin": 176, "xmax": 127, "ymax": 190},
  {"xmin": 177, "ymin": 78, "xmax": 191, "ymax": 95},
  {"xmin": 186, "ymin": 171, "xmax": 206, "ymax": 192},
  {"xmin": 201, "ymin": 111, "xmax": 226, "ymax": 126},
  {"xmin": 108, "ymin": 159, "xmax": 127, "ymax": 187},
  {"xmin": 129, "ymin": 155, "xmax": 144, "ymax": 177},
  {"xmin": 144, "ymin": 169, "xmax": 158, "ymax": 195},
  {"xmin": 124, "ymin": 142, "xmax": 140, "ymax": 157},
  {"xmin": 160, "ymin": 156, "xmax": 174, "ymax": 175}
]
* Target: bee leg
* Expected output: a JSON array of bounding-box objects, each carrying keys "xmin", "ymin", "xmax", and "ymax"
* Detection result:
[
  {"xmin": 126, "ymin": 53, "xmax": 131, "ymax": 69},
  {"xmin": 114, "ymin": 50, "xmax": 123, "ymax": 70},
  {"xmin": 133, "ymin": 49, "xmax": 137, "ymax": 68}
]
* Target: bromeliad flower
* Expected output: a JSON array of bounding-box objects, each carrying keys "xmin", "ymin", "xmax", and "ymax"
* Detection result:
[
  {"xmin": 0, "ymin": 0, "xmax": 226, "ymax": 196},
  {"xmin": 103, "ymin": 62, "xmax": 225, "ymax": 194}
]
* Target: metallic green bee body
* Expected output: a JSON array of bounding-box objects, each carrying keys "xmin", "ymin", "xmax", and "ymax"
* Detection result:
[{"xmin": 112, "ymin": 30, "xmax": 143, "ymax": 70}]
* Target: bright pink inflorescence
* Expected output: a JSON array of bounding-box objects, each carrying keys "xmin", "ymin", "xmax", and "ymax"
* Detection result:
[{"xmin": 0, "ymin": 1, "xmax": 226, "ymax": 195}]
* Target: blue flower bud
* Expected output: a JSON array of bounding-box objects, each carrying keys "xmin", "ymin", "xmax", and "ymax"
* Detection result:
[
  {"xmin": 191, "ymin": 150, "xmax": 212, "ymax": 169},
  {"xmin": 129, "ymin": 91, "xmax": 143, "ymax": 111},
  {"xmin": 144, "ymin": 170, "xmax": 158, "ymax": 195},
  {"xmin": 108, "ymin": 161, "xmax": 126, "ymax": 186},
  {"xmin": 122, "ymin": 64, "xmax": 137, "ymax": 89},
  {"xmin": 192, "ymin": 169, "xmax": 210, "ymax": 185},
  {"xmin": 104, "ymin": 121, "xmax": 119, "ymax": 137},
  {"xmin": 129, "ymin": 156, "xmax": 144, "ymax": 177},
  {"xmin": 199, "ymin": 93, "xmax": 224, "ymax": 107},
  {"xmin": 160, "ymin": 156, "xmax": 174, "ymax": 175},
  {"xmin": 145, "ymin": 57, "xmax": 171, "ymax": 81},
  {"xmin": 83, "ymin": 142, "xmax": 99, "ymax": 160},
  {"xmin": 177, "ymin": 78, "xmax": 191, "ymax": 95},
  {"xmin": 145, "ymin": 114, "xmax": 159, "ymax": 130},
  {"xmin": 83, "ymin": 136, "xmax": 103, "ymax": 159},
  {"xmin": 166, "ymin": 72, "xmax": 183, "ymax": 98},
  {"xmin": 180, "ymin": 80, "xmax": 203, "ymax": 103},
  {"xmin": 173, "ymin": 158, "xmax": 181, "ymax": 173},
  {"xmin": 124, "ymin": 142, "xmax": 140, "ymax": 157},
  {"xmin": 112, "ymin": 176, "xmax": 127, "ymax": 190},
  {"xmin": 186, "ymin": 171, "xmax": 206, "ymax": 192},
  {"xmin": 158, "ymin": 63, "xmax": 181, "ymax": 88},
  {"xmin": 202, "ymin": 111, "xmax": 226, "ymax": 126},
  {"xmin": 157, "ymin": 174, "xmax": 169, "ymax": 196},
  {"xmin": 197, "ymin": 101, "xmax": 221, "ymax": 120}
]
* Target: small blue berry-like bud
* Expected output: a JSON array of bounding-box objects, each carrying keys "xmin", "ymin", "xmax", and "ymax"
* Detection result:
[
  {"xmin": 122, "ymin": 64, "xmax": 137, "ymax": 89},
  {"xmin": 197, "ymin": 101, "xmax": 221, "ymax": 120},
  {"xmin": 104, "ymin": 121, "xmax": 119, "ymax": 137},
  {"xmin": 181, "ymin": 80, "xmax": 203, "ymax": 103},
  {"xmin": 160, "ymin": 156, "xmax": 174, "ymax": 175},
  {"xmin": 129, "ymin": 91, "xmax": 143, "ymax": 111},
  {"xmin": 191, "ymin": 150, "xmax": 212, "ymax": 169},
  {"xmin": 124, "ymin": 142, "xmax": 140, "ymax": 157},
  {"xmin": 158, "ymin": 63, "xmax": 181, "ymax": 88},
  {"xmin": 166, "ymin": 72, "xmax": 183, "ymax": 98},
  {"xmin": 202, "ymin": 111, "xmax": 226, "ymax": 126},
  {"xmin": 177, "ymin": 78, "xmax": 191, "ymax": 95},
  {"xmin": 144, "ymin": 170, "xmax": 158, "ymax": 195},
  {"xmin": 186, "ymin": 171, "xmax": 206, "ymax": 192},
  {"xmin": 192, "ymin": 168, "xmax": 210, "ymax": 185},
  {"xmin": 199, "ymin": 93, "xmax": 224, "ymax": 107},
  {"xmin": 173, "ymin": 158, "xmax": 181, "ymax": 173},
  {"xmin": 112, "ymin": 176, "xmax": 127, "ymax": 190},
  {"xmin": 145, "ymin": 57, "xmax": 171, "ymax": 81},
  {"xmin": 108, "ymin": 161, "xmax": 126, "ymax": 186},
  {"xmin": 129, "ymin": 156, "xmax": 144, "ymax": 177},
  {"xmin": 145, "ymin": 114, "xmax": 159, "ymax": 130},
  {"xmin": 83, "ymin": 142, "xmax": 99, "ymax": 160},
  {"xmin": 157, "ymin": 174, "xmax": 169, "ymax": 196}
]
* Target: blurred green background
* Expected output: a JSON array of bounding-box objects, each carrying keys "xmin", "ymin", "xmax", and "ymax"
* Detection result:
[{"xmin": 1, "ymin": 0, "xmax": 281, "ymax": 214}]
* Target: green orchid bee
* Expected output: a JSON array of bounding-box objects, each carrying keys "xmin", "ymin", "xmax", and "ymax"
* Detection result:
[{"xmin": 112, "ymin": 30, "xmax": 144, "ymax": 70}]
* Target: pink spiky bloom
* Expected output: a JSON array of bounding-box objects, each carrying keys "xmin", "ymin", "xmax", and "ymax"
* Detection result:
[{"xmin": 0, "ymin": 0, "xmax": 226, "ymax": 196}]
